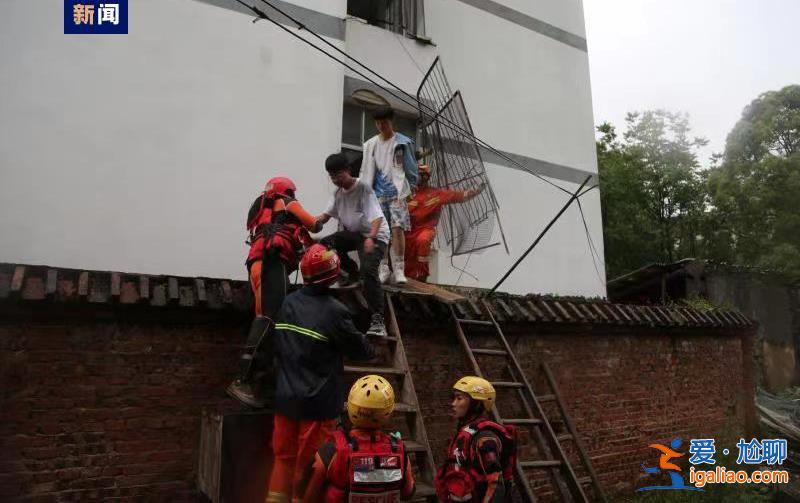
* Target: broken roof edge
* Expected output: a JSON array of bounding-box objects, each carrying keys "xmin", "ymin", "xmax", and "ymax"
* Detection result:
[
  {"xmin": 0, "ymin": 262, "xmax": 754, "ymax": 329},
  {"xmin": 703, "ymin": 260, "xmax": 800, "ymax": 283},
  {"xmin": 609, "ymin": 258, "xmax": 800, "ymax": 287},
  {"xmin": 606, "ymin": 258, "xmax": 698, "ymax": 287}
]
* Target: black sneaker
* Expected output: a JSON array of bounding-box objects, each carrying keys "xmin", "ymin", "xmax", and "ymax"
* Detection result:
[
  {"xmin": 226, "ymin": 379, "xmax": 266, "ymax": 408},
  {"xmin": 366, "ymin": 313, "xmax": 388, "ymax": 338}
]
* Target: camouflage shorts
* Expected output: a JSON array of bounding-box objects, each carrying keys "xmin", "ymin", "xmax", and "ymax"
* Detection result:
[{"xmin": 379, "ymin": 197, "xmax": 411, "ymax": 231}]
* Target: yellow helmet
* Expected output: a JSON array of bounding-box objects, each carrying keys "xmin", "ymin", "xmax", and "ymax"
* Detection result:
[
  {"xmin": 347, "ymin": 375, "xmax": 395, "ymax": 429},
  {"xmin": 453, "ymin": 376, "xmax": 496, "ymax": 409}
]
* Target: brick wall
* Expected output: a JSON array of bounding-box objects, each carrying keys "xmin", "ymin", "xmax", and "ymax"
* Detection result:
[
  {"xmin": 0, "ymin": 307, "xmax": 247, "ymax": 501},
  {"xmin": 400, "ymin": 318, "xmax": 753, "ymax": 498},
  {"xmin": 0, "ymin": 303, "xmax": 753, "ymax": 501}
]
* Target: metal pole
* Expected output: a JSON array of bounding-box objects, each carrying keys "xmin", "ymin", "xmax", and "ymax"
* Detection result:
[{"xmin": 489, "ymin": 175, "xmax": 592, "ymax": 294}]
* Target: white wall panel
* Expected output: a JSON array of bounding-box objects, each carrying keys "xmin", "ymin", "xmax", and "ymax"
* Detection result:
[
  {"xmin": 484, "ymin": 0, "xmax": 587, "ymax": 38},
  {"xmin": 0, "ymin": 0, "xmax": 344, "ymax": 279},
  {"xmin": 426, "ymin": 0, "xmax": 597, "ymax": 174}
]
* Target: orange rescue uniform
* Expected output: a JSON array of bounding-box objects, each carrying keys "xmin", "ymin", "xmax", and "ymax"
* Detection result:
[
  {"xmin": 405, "ymin": 187, "xmax": 469, "ymax": 281},
  {"xmin": 248, "ymin": 198, "xmax": 318, "ymax": 316},
  {"xmin": 268, "ymin": 416, "xmax": 337, "ymax": 502}
]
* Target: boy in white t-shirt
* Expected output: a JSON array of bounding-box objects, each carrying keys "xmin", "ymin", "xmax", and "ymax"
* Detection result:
[{"xmin": 316, "ymin": 153, "xmax": 390, "ymax": 337}]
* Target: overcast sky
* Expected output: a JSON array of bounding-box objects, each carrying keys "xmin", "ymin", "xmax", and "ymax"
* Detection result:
[{"xmin": 583, "ymin": 0, "xmax": 800, "ymax": 163}]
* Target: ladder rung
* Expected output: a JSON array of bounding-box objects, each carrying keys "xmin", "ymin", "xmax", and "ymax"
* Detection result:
[
  {"xmin": 537, "ymin": 394, "xmax": 556, "ymax": 402},
  {"xmin": 414, "ymin": 482, "xmax": 436, "ymax": 497},
  {"xmin": 501, "ymin": 418, "xmax": 542, "ymax": 426},
  {"xmin": 404, "ymin": 440, "xmax": 427, "ymax": 452},
  {"xmin": 343, "ymin": 365, "xmax": 405, "ymax": 375},
  {"xmin": 490, "ymin": 381, "xmax": 524, "ymax": 388},
  {"xmin": 456, "ymin": 318, "xmax": 493, "ymax": 326},
  {"xmin": 471, "ymin": 348, "xmax": 507, "ymax": 356},
  {"xmin": 394, "ymin": 402, "xmax": 417, "ymax": 413},
  {"xmin": 579, "ymin": 476, "xmax": 592, "ymax": 485},
  {"xmin": 557, "ymin": 433, "xmax": 573, "ymax": 442},
  {"xmin": 519, "ymin": 460, "xmax": 562, "ymax": 469}
]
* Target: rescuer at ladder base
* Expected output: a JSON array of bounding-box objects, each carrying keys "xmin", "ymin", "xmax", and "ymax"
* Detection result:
[
  {"xmin": 436, "ymin": 376, "xmax": 518, "ymax": 503},
  {"xmin": 266, "ymin": 244, "xmax": 376, "ymax": 502},
  {"xmin": 300, "ymin": 375, "xmax": 416, "ymax": 502}
]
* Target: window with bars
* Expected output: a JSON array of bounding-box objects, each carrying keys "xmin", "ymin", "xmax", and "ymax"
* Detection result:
[{"xmin": 347, "ymin": 0, "xmax": 428, "ymax": 41}]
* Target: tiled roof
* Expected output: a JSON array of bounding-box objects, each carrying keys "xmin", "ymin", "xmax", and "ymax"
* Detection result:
[
  {"xmin": 0, "ymin": 263, "xmax": 252, "ymax": 311},
  {"xmin": 473, "ymin": 292, "xmax": 752, "ymax": 328},
  {"xmin": 0, "ymin": 263, "xmax": 753, "ymax": 329}
]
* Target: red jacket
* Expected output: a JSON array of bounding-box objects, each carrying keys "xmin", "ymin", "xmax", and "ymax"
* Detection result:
[
  {"xmin": 246, "ymin": 195, "xmax": 316, "ymax": 268},
  {"xmin": 302, "ymin": 428, "xmax": 415, "ymax": 503},
  {"xmin": 408, "ymin": 187, "xmax": 468, "ymax": 231},
  {"xmin": 436, "ymin": 417, "xmax": 517, "ymax": 503}
]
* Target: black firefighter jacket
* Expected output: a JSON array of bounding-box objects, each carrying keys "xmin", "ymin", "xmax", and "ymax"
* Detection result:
[{"xmin": 273, "ymin": 285, "xmax": 375, "ymax": 420}]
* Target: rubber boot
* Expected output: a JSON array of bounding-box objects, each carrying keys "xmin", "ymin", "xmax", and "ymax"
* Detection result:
[{"xmin": 227, "ymin": 315, "xmax": 272, "ymax": 408}]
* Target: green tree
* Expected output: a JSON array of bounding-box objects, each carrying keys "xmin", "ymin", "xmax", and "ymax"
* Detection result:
[
  {"xmin": 598, "ymin": 111, "xmax": 708, "ymax": 279},
  {"xmin": 596, "ymin": 122, "xmax": 653, "ymax": 278},
  {"xmin": 706, "ymin": 85, "xmax": 800, "ymax": 274}
]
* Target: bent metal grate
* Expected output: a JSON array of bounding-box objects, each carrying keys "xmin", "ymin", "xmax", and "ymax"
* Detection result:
[{"xmin": 416, "ymin": 57, "xmax": 508, "ymax": 256}]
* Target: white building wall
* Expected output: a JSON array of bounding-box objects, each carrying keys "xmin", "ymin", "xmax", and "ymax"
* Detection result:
[
  {"xmin": 344, "ymin": 19, "xmax": 437, "ymax": 96},
  {"xmin": 0, "ymin": 0, "xmax": 605, "ymax": 297},
  {"xmin": 425, "ymin": 0, "xmax": 597, "ymax": 174},
  {"xmin": 434, "ymin": 169, "xmax": 606, "ymax": 297},
  {"xmin": 489, "ymin": 0, "xmax": 588, "ymax": 38},
  {"xmin": 426, "ymin": 0, "xmax": 604, "ymax": 297},
  {"xmin": 0, "ymin": 0, "xmax": 344, "ymax": 279}
]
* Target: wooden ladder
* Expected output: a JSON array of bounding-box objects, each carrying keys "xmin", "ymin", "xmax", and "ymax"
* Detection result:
[
  {"xmin": 450, "ymin": 297, "xmax": 606, "ymax": 502},
  {"xmin": 343, "ymin": 293, "xmax": 437, "ymax": 501}
]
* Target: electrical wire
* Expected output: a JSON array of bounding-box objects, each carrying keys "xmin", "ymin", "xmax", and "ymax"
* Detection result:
[
  {"xmin": 576, "ymin": 197, "xmax": 606, "ymax": 287},
  {"xmin": 347, "ymin": 14, "xmax": 424, "ymax": 75},
  {"xmin": 230, "ymin": 0, "xmax": 609, "ymax": 290},
  {"xmin": 232, "ymin": 0, "xmax": 573, "ymax": 197},
  {"xmin": 572, "ymin": 182, "xmax": 605, "ymax": 287},
  {"xmin": 456, "ymin": 180, "xmax": 600, "ymax": 287},
  {"xmin": 578, "ymin": 183, "xmax": 598, "ymax": 198},
  {"xmin": 252, "ymin": 0, "xmax": 571, "ymax": 195},
  {"xmin": 490, "ymin": 175, "xmax": 591, "ymax": 293},
  {"xmin": 394, "ymin": 32, "xmax": 426, "ymax": 75}
]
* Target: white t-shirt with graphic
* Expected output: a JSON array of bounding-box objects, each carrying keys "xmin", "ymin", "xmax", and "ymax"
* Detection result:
[
  {"xmin": 324, "ymin": 179, "xmax": 390, "ymax": 244},
  {"xmin": 372, "ymin": 135, "xmax": 400, "ymax": 198}
]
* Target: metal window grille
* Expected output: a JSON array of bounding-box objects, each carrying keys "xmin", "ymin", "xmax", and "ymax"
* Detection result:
[
  {"xmin": 416, "ymin": 57, "xmax": 508, "ymax": 256},
  {"xmin": 348, "ymin": 0, "xmax": 425, "ymax": 38}
]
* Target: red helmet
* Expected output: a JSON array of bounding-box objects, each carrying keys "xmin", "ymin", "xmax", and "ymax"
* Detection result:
[
  {"xmin": 265, "ymin": 176, "xmax": 296, "ymax": 199},
  {"xmin": 300, "ymin": 244, "xmax": 341, "ymax": 286}
]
